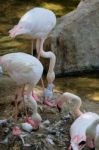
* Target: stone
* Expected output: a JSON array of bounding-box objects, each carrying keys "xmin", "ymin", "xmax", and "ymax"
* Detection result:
[{"xmin": 48, "ymin": 0, "xmax": 99, "ymax": 75}]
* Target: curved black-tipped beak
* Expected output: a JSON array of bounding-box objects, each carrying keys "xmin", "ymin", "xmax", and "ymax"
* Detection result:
[
  {"xmin": 57, "ymin": 104, "xmax": 62, "ymax": 112},
  {"xmin": 79, "ymin": 141, "xmax": 86, "ymax": 149}
]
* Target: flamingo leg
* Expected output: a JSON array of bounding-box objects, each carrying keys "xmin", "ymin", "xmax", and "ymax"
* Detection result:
[
  {"xmin": 22, "ymin": 84, "xmax": 36, "ymax": 120},
  {"xmin": 13, "ymin": 85, "xmax": 24, "ymax": 121},
  {"xmin": 36, "ymin": 38, "xmax": 42, "ymax": 59},
  {"xmin": 31, "ymin": 39, "xmax": 34, "ymax": 55},
  {"xmin": 32, "ymin": 90, "xmax": 40, "ymax": 102},
  {"xmin": 21, "ymin": 84, "xmax": 29, "ymax": 119},
  {"xmin": 35, "ymin": 39, "xmax": 45, "ymax": 91},
  {"xmin": 12, "ymin": 85, "xmax": 24, "ymax": 136},
  {"xmin": 36, "ymin": 38, "xmax": 45, "ymax": 91},
  {"xmin": 23, "ymin": 85, "xmax": 37, "ymax": 127},
  {"xmin": 31, "ymin": 38, "xmax": 45, "ymax": 101},
  {"xmin": 31, "ymin": 38, "xmax": 42, "ymax": 101}
]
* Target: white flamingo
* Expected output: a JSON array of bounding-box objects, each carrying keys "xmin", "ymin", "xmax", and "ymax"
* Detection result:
[
  {"xmin": 86, "ymin": 119, "xmax": 99, "ymax": 150},
  {"xmin": 0, "ymin": 52, "xmax": 43, "ymax": 134},
  {"xmin": 9, "ymin": 7, "xmax": 56, "ymax": 107},
  {"xmin": 56, "ymin": 92, "xmax": 99, "ymax": 150}
]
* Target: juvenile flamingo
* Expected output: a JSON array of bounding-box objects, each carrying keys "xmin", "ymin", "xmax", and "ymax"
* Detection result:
[
  {"xmin": 0, "ymin": 52, "xmax": 43, "ymax": 134},
  {"xmin": 56, "ymin": 92, "xmax": 99, "ymax": 150},
  {"xmin": 9, "ymin": 7, "xmax": 56, "ymax": 107}
]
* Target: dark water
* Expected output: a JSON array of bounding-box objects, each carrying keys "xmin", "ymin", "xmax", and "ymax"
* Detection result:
[{"xmin": 0, "ymin": 0, "xmax": 99, "ymax": 102}]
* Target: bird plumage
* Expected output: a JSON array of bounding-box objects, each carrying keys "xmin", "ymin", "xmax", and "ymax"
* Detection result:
[
  {"xmin": 86, "ymin": 119, "xmax": 99, "ymax": 150},
  {"xmin": 0, "ymin": 52, "xmax": 43, "ymax": 85},
  {"xmin": 56, "ymin": 92, "xmax": 99, "ymax": 150},
  {"xmin": 9, "ymin": 7, "xmax": 56, "ymax": 39},
  {"xmin": 0, "ymin": 52, "xmax": 43, "ymax": 129},
  {"xmin": 70, "ymin": 112, "xmax": 99, "ymax": 149}
]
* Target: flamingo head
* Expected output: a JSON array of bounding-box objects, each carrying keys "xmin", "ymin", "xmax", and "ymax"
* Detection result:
[
  {"xmin": 31, "ymin": 112, "xmax": 42, "ymax": 128},
  {"xmin": 69, "ymin": 141, "xmax": 86, "ymax": 150},
  {"xmin": 56, "ymin": 95, "xmax": 65, "ymax": 112},
  {"xmin": 9, "ymin": 22, "xmax": 32, "ymax": 38}
]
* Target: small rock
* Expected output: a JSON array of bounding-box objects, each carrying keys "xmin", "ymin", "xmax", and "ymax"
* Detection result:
[
  {"xmin": 42, "ymin": 120, "xmax": 50, "ymax": 126},
  {"xmin": 21, "ymin": 123, "xmax": 33, "ymax": 132}
]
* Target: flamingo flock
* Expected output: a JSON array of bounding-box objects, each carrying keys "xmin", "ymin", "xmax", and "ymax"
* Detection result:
[
  {"xmin": 9, "ymin": 7, "xmax": 56, "ymax": 107},
  {"xmin": 0, "ymin": 6, "xmax": 99, "ymax": 150}
]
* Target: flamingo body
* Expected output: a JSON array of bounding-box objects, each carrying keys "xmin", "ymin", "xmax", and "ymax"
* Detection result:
[
  {"xmin": 56, "ymin": 92, "xmax": 99, "ymax": 149},
  {"xmin": 86, "ymin": 119, "xmax": 99, "ymax": 150},
  {"xmin": 70, "ymin": 112, "xmax": 99, "ymax": 149},
  {"xmin": 0, "ymin": 52, "xmax": 43, "ymax": 85},
  {"xmin": 0, "ymin": 52, "xmax": 43, "ymax": 128},
  {"xmin": 9, "ymin": 7, "xmax": 56, "ymax": 39},
  {"xmin": 95, "ymin": 129, "xmax": 99, "ymax": 150}
]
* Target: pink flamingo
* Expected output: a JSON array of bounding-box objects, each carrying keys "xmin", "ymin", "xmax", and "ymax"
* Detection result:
[
  {"xmin": 0, "ymin": 52, "xmax": 43, "ymax": 134},
  {"xmin": 9, "ymin": 7, "xmax": 56, "ymax": 107},
  {"xmin": 56, "ymin": 92, "xmax": 99, "ymax": 150}
]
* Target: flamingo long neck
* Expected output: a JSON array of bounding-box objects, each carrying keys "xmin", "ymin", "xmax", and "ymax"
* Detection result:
[
  {"xmin": 87, "ymin": 119, "xmax": 99, "ymax": 139},
  {"xmin": 74, "ymin": 102, "xmax": 83, "ymax": 117},
  {"xmin": 36, "ymin": 39, "xmax": 56, "ymax": 84},
  {"xmin": 27, "ymin": 94, "xmax": 42, "ymax": 126},
  {"xmin": 74, "ymin": 100, "xmax": 83, "ymax": 117},
  {"xmin": 42, "ymin": 50, "xmax": 56, "ymax": 84},
  {"xmin": 62, "ymin": 93, "xmax": 83, "ymax": 117},
  {"xmin": 29, "ymin": 96, "xmax": 38, "ymax": 114}
]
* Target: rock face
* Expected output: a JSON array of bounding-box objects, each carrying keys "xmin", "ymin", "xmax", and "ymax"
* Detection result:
[{"xmin": 50, "ymin": 0, "xmax": 99, "ymax": 75}]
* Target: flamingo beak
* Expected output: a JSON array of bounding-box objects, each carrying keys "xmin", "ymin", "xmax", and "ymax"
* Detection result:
[{"xmin": 79, "ymin": 141, "xmax": 86, "ymax": 150}]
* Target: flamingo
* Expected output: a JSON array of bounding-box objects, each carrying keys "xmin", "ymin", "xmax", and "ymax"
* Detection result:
[
  {"xmin": 56, "ymin": 92, "xmax": 99, "ymax": 150},
  {"xmin": 86, "ymin": 119, "xmax": 99, "ymax": 150},
  {"xmin": 0, "ymin": 66, "xmax": 3, "ymax": 74},
  {"xmin": 9, "ymin": 7, "xmax": 56, "ymax": 107},
  {"xmin": 0, "ymin": 52, "xmax": 43, "ymax": 134}
]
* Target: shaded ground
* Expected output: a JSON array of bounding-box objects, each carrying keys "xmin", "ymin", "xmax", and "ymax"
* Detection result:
[{"xmin": 0, "ymin": 75, "xmax": 99, "ymax": 150}]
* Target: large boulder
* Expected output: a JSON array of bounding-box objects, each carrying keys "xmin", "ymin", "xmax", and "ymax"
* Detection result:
[{"xmin": 50, "ymin": 0, "xmax": 99, "ymax": 75}]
